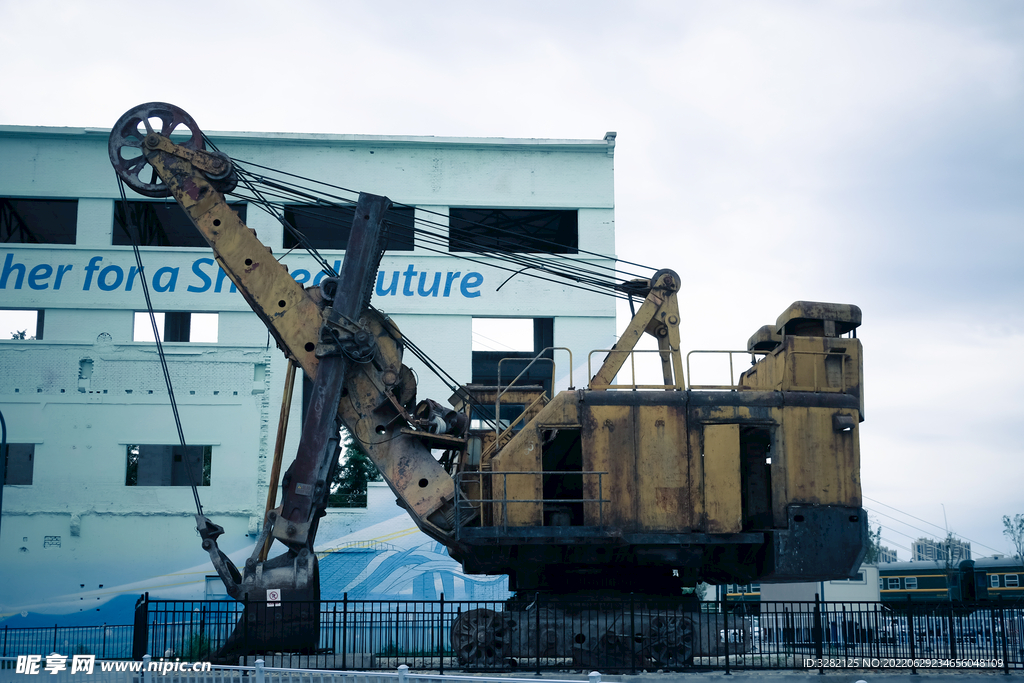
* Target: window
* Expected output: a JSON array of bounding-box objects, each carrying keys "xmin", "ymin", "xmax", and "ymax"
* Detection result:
[
  {"xmin": 472, "ymin": 318, "xmax": 554, "ymax": 395},
  {"xmin": 991, "ymin": 575, "xmax": 1000, "ymax": 588},
  {"xmin": 113, "ymin": 201, "xmax": 247, "ymax": 247},
  {"xmin": 2, "ymin": 443, "xmax": 34, "ymax": 485},
  {"xmin": 879, "ymin": 577, "xmax": 884, "ymax": 590},
  {"xmin": 887, "ymin": 578, "xmax": 900, "ymax": 590},
  {"xmin": 282, "ymin": 204, "xmax": 414, "ymax": 251},
  {"xmin": 125, "ymin": 444, "xmax": 211, "ymax": 486},
  {"xmin": 449, "ymin": 208, "xmax": 578, "ymax": 254},
  {"xmin": 1, "ymin": 309, "xmax": 44, "ymax": 340},
  {"xmin": 835, "ymin": 572, "xmax": 865, "ymax": 583},
  {"xmin": 133, "ymin": 312, "xmax": 218, "ymax": 342},
  {"xmin": 1007, "ymin": 575, "xmax": 1019, "ymax": 588},
  {"xmin": 905, "ymin": 576, "xmax": 918, "ymax": 590},
  {"xmin": 1, "ymin": 198, "xmax": 77, "ymax": 244}
]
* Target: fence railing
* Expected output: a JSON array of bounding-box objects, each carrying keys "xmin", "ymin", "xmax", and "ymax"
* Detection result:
[
  {"xmin": 3, "ymin": 596, "xmax": 1020, "ymax": 674},
  {"xmin": 0, "ymin": 624, "xmax": 132, "ymax": 660}
]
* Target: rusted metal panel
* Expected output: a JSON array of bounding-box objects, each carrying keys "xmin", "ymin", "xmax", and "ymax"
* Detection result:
[
  {"xmin": 581, "ymin": 404, "xmax": 635, "ymax": 528},
  {"xmin": 703, "ymin": 423, "xmax": 742, "ymax": 534},
  {"xmin": 636, "ymin": 404, "xmax": 689, "ymax": 531},
  {"xmin": 781, "ymin": 405, "xmax": 861, "ymax": 508}
]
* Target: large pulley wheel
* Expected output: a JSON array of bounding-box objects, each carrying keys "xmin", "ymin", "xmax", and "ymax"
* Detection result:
[
  {"xmin": 450, "ymin": 608, "xmax": 514, "ymax": 667},
  {"xmin": 109, "ymin": 102, "xmax": 204, "ymax": 197},
  {"xmin": 109, "ymin": 102, "xmax": 236, "ymax": 197}
]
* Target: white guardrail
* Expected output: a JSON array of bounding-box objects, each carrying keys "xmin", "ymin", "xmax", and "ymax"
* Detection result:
[{"xmin": 1, "ymin": 657, "xmax": 605, "ymax": 683}]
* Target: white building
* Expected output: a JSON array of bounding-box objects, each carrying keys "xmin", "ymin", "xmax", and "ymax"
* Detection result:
[
  {"xmin": 0, "ymin": 121, "xmax": 618, "ymax": 618},
  {"xmin": 911, "ymin": 537, "xmax": 971, "ymax": 562}
]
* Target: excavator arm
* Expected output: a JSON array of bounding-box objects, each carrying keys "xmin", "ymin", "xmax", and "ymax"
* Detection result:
[{"xmin": 108, "ymin": 104, "xmax": 467, "ymax": 616}]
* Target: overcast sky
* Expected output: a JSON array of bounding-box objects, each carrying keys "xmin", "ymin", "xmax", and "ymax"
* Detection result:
[{"xmin": 2, "ymin": 0, "xmax": 1022, "ymax": 561}]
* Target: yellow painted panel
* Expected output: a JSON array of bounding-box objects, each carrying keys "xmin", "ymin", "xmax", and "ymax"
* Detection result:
[
  {"xmin": 636, "ymin": 405, "xmax": 689, "ymax": 531},
  {"xmin": 782, "ymin": 407, "xmax": 861, "ymax": 506},
  {"xmin": 490, "ymin": 427, "xmax": 543, "ymax": 527},
  {"xmin": 582, "ymin": 405, "xmax": 636, "ymax": 528},
  {"xmin": 704, "ymin": 424, "xmax": 742, "ymax": 534}
]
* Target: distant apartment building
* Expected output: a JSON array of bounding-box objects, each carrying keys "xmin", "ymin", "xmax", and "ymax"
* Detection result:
[
  {"xmin": 912, "ymin": 537, "xmax": 971, "ymax": 562},
  {"xmin": 877, "ymin": 545, "xmax": 899, "ymax": 563}
]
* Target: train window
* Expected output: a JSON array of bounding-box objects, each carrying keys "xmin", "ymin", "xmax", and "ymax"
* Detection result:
[
  {"xmin": 1008, "ymin": 575, "xmax": 1019, "ymax": 587},
  {"xmin": 991, "ymin": 575, "xmax": 1000, "ymax": 588},
  {"xmin": 879, "ymin": 577, "xmax": 884, "ymax": 589},
  {"xmin": 905, "ymin": 576, "xmax": 917, "ymax": 589},
  {"xmin": 887, "ymin": 577, "xmax": 900, "ymax": 590}
]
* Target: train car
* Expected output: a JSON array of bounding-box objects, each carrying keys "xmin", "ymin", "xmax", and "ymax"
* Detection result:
[{"xmin": 878, "ymin": 556, "xmax": 1024, "ymax": 604}]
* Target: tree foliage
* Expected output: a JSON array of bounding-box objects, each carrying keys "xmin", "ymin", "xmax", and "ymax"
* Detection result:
[
  {"xmin": 328, "ymin": 433, "xmax": 381, "ymax": 508},
  {"xmin": 1004, "ymin": 513, "xmax": 1024, "ymax": 561},
  {"xmin": 863, "ymin": 516, "xmax": 884, "ymax": 564}
]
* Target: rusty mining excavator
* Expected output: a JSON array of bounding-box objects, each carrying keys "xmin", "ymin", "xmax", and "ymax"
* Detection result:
[{"xmin": 109, "ymin": 102, "xmax": 866, "ymax": 668}]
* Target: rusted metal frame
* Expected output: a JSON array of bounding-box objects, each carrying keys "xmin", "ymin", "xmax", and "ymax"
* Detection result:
[
  {"xmin": 275, "ymin": 193, "xmax": 392, "ymax": 549},
  {"xmin": 685, "ymin": 350, "xmax": 768, "ymax": 391},
  {"xmin": 260, "ymin": 359, "xmax": 297, "ymax": 562},
  {"xmin": 141, "ymin": 138, "xmax": 322, "ymax": 374},
  {"xmin": 590, "ymin": 290, "xmax": 664, "ymax": 389}
]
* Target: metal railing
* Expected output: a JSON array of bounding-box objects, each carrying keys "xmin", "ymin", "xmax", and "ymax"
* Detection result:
[
  {"xmin": 0, "ymin": 624, "xmax": 132, "ymax": 660},
  {"xmin": 4, "ymin": 597, "xmax": 1019, "ymax": 675},
  {"xmin": 587, "ymin": 348, "xmax": 686, "ymax": 390},
  {"xmin": 453, "ymin": 470, "xmax": 609, "ymax": 532},
  {"xmin": 685, "ymin": 350, "xmax": 767, "ymax": 390}
]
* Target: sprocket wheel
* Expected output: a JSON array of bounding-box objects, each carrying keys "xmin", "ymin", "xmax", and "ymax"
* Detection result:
[
  {"xmin": 109, "ymin": 102, "xmax": 205, "ymax": 197},
  {"xmin": 450, "ymin": 608, "xmax": 515, "ymax": 667},
  {"xmin": 645, "ymin": 614, "xmax": 693, "ymax": 668}
]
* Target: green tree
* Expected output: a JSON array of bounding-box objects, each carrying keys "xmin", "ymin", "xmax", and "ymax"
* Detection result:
[
  {"xmin": 863, "ymin": 516, "xmax": 884, "ymax": 564},
  {"xmin": 328, "ymin": 433, "xmax": 381, "ymax": 508},
  {"xmin": 1003, "ymin": 514, "xmax": 1024, "ymax": 561}
]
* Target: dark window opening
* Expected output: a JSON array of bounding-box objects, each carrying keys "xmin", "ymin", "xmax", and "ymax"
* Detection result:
[
  {"xmin": 2, "ymin": 443, "xmax": 34, "ymax": 485},
  {"xmin": 133, "ymin": 312, "xmax": 218, "ymax": 342},
  {"xmin": 542, "ymin": 428, "xmax": 584, "ymax": 526},
  {"xmin": 114, "ymin": 201, "xmax": 247, "ymax": 247},
  {"xmin": 472, "ymin": 318, "xmax": 554, "ymax": 395},
  {"xmin": 740, "ymin": 426, "xmax": 773, "ymax": 531},
  {"xmin": 1, "ymin": 198, "xmax": 78, "ymax": 244},
  {"xmin": 282, "ymin": 205, "xmax": 414, "ymax": 251},
  {"xmin": 125, "ymin": 444, "xmax": 211, "ymax": 486},
  {"xmin": 2, "ymin": 309, "xmax": 44, "ymax": 340},
  {"xmin": 449, "ymin": 208, "xmax": 578, "ymax": 254}
]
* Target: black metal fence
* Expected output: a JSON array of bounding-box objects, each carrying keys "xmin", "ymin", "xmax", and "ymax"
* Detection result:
[
  {"xmin": 3, "ymin": 596, "xmax": 1020, "ymax": 673},
  {"xmin": 128, "ymin": 594, "xmax": 1024, "ymax": 673},
  {"xmin": 0, "ymin": 624, "xmax": 133, "ymax": 659}
]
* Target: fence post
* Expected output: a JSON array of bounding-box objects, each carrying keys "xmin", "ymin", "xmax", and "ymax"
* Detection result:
[
  {"xmin": 722, "ymin": 592, "xmax": 730, "ymax": 675},
  {"xmin": 398, "ymin": 663, "xmax": 408, "ymax": 683},
  {"xmin": 101, "ymin": 623, "xmax": 107, "ymax": 659},
  {"xmin": 342, "ymin": 593, "xmax": 348, "ymax": 670},
  {"xmin": 255, "ymin": 658, "xmax": 265, "ymax": 683},
  {"xmin": 52, "ymin": 624, "xmax": 58, "ymax": 654},
  {"xmin": 813, "ymin": 594, "xmax": 823, "ymax": 675},
  {"xmin": 132, "ymin": 593, "xmax": 149, "ymax": 660},
  {"xmin": 905, "ymin": 596, "xmax": 916, "ymax": 674},
  {"xmin": 589, "ymin": 671, "xmax": 601, "ymax": 683},
  {"xmin": 947, "ymin": 602, "xmax": 957, "ymax": 659},
  {"xmin": 142, "ymin": 653, "xmax": 152, "ymax": 683},
  {"xmin": 243, "ymin": 592, "xmax": 249, "ymax": 662},
  {"xmin": 997, "ymin": 601, "xmax": 1009, "ymax": 675},
  {"xmin": 629, "ymin": 592, "xmax": 636, "ymax": 676},
  {"xmin": 535, "ymin": 593, "xmax": 542, "ymax": 677},
  {"xmin": 3, "ymin": 624, "xmax": 7, "ymax": 657},
  {"xmin": 439, "ymin": 592, "xmax": 445, "ymax": 675}
]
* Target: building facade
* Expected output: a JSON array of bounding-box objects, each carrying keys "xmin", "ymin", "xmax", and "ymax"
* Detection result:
[
  {"xmin": 0, "ymin": 122, "xmax": 617, "ymax": 618},
  {"xmin": 911, "ymin": 537, "xmax": 971, "ymax": 562}
]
